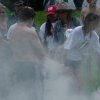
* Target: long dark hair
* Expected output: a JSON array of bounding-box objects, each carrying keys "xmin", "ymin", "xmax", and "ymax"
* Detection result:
[{"xmin": 44, "ymin": 16, "xmax": 54, "ymax": 39}]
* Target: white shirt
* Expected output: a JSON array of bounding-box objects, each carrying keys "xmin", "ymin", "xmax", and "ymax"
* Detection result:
[
  {"xmin": 7, "ymin": 23, "xmax": 36, "ymax": 40},
  {"xmin": 39, "ymin": 22, "xmax": 57, "ymax": 51},
  {"xmin": 64, "ymin": 26, "xmax": 100, "ymax": 61},
  {"xmin": 7, "ymin": 22, "xmax": 42, "ymax": 62}
]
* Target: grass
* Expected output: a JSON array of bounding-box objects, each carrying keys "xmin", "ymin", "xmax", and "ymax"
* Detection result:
[{"xmin": 35, "ymin": 11, "xmax": 46, "ymax": 31}]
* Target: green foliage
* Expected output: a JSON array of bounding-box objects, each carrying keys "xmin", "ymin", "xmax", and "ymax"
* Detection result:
[
  {"xmin": 35, "ymin": 11, "xmax": 46, "ymax": 32},
  {"xmin": 73, "ymin": 10, "xmax": 81, "ymax": 17}
]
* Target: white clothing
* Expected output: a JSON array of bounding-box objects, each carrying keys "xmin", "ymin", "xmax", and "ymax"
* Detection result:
[
  {"xmin": 82, "ymin": 0, "xmax": 100, "ymax": 8},
  {"xmin": 65, "ymin": 29, "xmax": 73, "ymax": 38},
  {"xmin": 7, "ymin": 23, "xmax": 17, "ymax": 39},
  {"xmin": 39, "ymin": 22, "xmax": 57, "ymax": 52},
  {"xmin": 7, "ymin": 23, "xmax": 36, "ymax": 40},
  {"xmin": 64, "ymin": 26, "xmax": 100, "ymax": 61},
  {"xmin": 7, "ymin": 22, "xmax": 44, "ymax": 100},
  {"xmin": 7, "ymin": 22, "xmax": 43, "ymax": 62}
]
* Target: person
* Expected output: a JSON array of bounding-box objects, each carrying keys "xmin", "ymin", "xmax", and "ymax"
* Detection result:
[
  {"xmin": 0, "ymin": 2, "xmax": 13, "ymax": 98},
  {"xmin": 55, "ymin": 1, "xmax": 80, "ymax": 45},
  {"xmin": 64, "ymin": 13, "xmax": 100, "ymax": 89},
  {"xmin": 7, "ymin": 6, "xmax": 45, "ymax": 100},
  {"xmin": 0, "ymin": 3, "xmax": 8, "ymax": 38},
  {"xmin": 81, "ymin": 0, "xmax": 100, "ymax": 40},
  {"xmin": 8, "ymin": 0, "xmax": 24, "ymax": 28},
  {"xmin": 39, "ymin": 5, "xmax": 58, "ymax": 55},
  {"xmin": 81, "ymin": 0, "xmax": 100, "ymax": 22},
  {"xmin": 82, "ymin": 0, "xmax": 100, "ymax": 8}
]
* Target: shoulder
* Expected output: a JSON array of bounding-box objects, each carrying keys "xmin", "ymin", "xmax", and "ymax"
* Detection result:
[
  {"xmin": 30, "ymin": 26, "xmax": 36, "ymax": 32},
  {"xmin": 73, "ymin": 26, "xmax": 82, "ymax": 33},
  {"xmin": 25, "ymin": 26, "xmax": 36, "ymax": 34},
  {"xmin": 8, "ymin": 23, "xmax": 17, "ymax": 34},
  {"xmin": 39, "ymin": 23, "xmax": 46, "ymax": 36},
  {"xmin": 40, "ymin": 23, "xmax": 46, "ymax": 29},
  {"xmin": 8, "ymin": 23, "xmax": 17, "ymax": 31},
  {"xmin": 72, "ymin": 26, "xmax": 83, "ymax": 37},
  {"xmin": 67, "ymin": 26, "xmax": 82, "ymax": 38}
]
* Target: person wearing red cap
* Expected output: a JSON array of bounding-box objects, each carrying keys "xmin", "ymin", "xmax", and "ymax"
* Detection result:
[{"xmin": 39, "ymin": 5, "xmax": 58, "ymax": 56}]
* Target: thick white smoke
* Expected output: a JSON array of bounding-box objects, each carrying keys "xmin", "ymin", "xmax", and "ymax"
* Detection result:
[{"xmin": 0, "ymin": 25, "xmax": 100, "ymax": 100}]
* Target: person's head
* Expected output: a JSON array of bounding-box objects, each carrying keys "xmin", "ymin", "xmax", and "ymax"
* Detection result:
[
  {"xmin": 18, "ymin": 6, "xmax": 36, "ymax": 27},
  {"xmin": 46, "ymin": 5, "xmax": 58, "ymax": 23},
  {"xmin": 13, "ymin": 0, "xmax": 24, "ymax": 16},
  {"xmin": 56, "ymin": 2, "xmax": 75, "ymax": 20},
  {"xmin": 0, "ymin": 3, "xmax": 7, "ymax": 19},
  {"xmin": 87, "ymin": 0, "xmax": 97, "ymax": 7},
  {"xmin": 45, "ymin": 5, "xmax": 58, "ymax": 38},
  {"xmin": 83, "ymin": 13, "xmax": 100, "ymax": 31}
]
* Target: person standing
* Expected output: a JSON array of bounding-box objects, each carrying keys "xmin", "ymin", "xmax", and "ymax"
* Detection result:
[
  {"xmin": 64, "ymin": 13, "xmax": 100, "ymax": 89},
  {"xmin": 81, "ymin": 0, "xmax": 100, "ymax": 22},
  {"xmin": 0, "ymin": 2, "xmax": 11, "ymax": 98},
  {"xmin": 82, "ymin": 0, "xmax": 100, "ymax": 8},
  {"xmin": 8, "ymin": 0, "xmax": 24, "ymax": 28},
  {"xmin": 0, "ymin": 3, "xmax": 8, "ymax": 38},
  {"xmin": 55, "ymin": 1, "xmax": 80, "ymax": 45},
  {"xmin": 81, "ymin": 0, "xmax": 100, "ymax": 41},
  {"xmin": 39, "ymin": 5, "xmax": 58, "ymax": 55},
  {"xmin": 7, "ymin": 6, "xmax": 45, "ymax": 100}
]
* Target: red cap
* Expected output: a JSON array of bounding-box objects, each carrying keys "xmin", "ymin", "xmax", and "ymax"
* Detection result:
[{"xmin": 47, "ymin": 5, "xmax": 58, "ymax": 15}]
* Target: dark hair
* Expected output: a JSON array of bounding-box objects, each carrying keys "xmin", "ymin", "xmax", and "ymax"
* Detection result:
[
  {"xmin": 18, "ymin": 6, "xmax": 36, "ymax": 22},
  {"xmin": 84, "ymin": 13, "xmax": 100, "ymax": 25},
  {"xmin": 44, "ymin": 15, "xmax": 55, "ymax": 40},
  {"xmin": 14, "ymin": 0, "xmax": 24, "ymax": 6}
]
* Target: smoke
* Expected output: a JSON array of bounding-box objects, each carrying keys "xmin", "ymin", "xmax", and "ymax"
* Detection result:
[
  {"xmin": 0, "ymin": 51, "xmax": 100, "ymax": 100},
  {"xmin": 42, "ymin": 56, "xmax": 100, "ymax": 100},
  {"xmin": 0, "ymin": 34, "xmax": 100, "ymax": 100}
]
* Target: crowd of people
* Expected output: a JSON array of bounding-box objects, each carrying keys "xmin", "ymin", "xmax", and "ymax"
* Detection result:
[{"xmin": 0, "ymin": 0, "xmax": 100, "ymax": 99}]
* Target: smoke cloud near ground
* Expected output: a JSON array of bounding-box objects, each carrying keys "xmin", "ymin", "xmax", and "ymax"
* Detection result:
[
  {"xmin": 0, "ymin": 35, "xmax": 100, "ymax": 100},
  {"xmin": 0, "ymin": 52, "xmax": 100, "ymax": 100}
]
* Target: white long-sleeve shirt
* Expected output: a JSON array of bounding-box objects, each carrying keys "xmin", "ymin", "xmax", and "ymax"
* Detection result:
[
  {"xmin": 64, "ymin": 26, "xmax": 100, "ymax": 61},
  {"xmin": 39, "ymin": 22, "xmax": 57, "ymax": 52}
]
